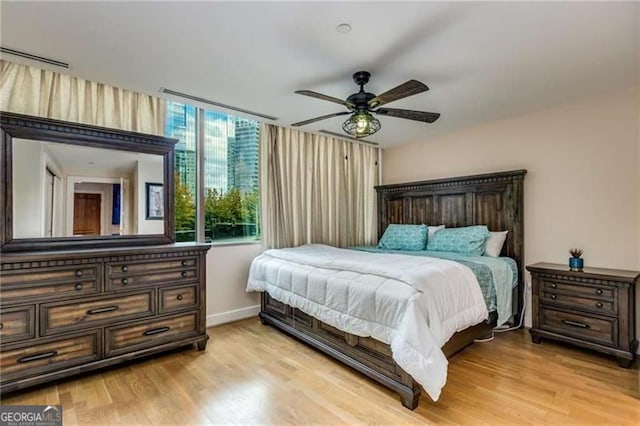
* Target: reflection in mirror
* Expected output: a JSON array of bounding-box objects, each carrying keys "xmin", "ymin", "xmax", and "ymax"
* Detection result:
[{"xmin": 12, "ymin": 139, "xmax": 164, "ymax": 238}]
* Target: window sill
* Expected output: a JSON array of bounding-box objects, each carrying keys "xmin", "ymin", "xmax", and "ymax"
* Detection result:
[{"xmin": 207, "ymin": 240, "xmax": 262, "ymax": 248}]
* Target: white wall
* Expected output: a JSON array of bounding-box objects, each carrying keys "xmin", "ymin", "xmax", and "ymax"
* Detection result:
[
  {"xmin": 12, "ymin": 139, "xmax": 43, "ymax": 238},
  {"xmin": 136, "ymin": 159, "xmax": 164, "ymax": 234},
  {"xmin": 383, "ymin": 87, "xmax": 640, "ymax": 329},
  {"xmin": 205, "ymin": 243, "xmax": 263, "ymax": 326}
]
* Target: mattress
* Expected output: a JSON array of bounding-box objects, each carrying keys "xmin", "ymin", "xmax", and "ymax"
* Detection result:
[{"xmin": 246, "ymin": 244, "xmax": 489, "ymax": 401}]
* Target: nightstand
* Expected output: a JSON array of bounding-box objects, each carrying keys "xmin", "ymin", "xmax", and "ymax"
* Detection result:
[{"xmin": 527, "ymin": 262, "xmax": 638, "ymax": 367}]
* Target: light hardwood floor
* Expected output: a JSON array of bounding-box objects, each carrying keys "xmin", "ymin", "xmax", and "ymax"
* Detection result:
[{"xmin": 2, "ymin": 318, "xmax": 639, "ymax": 425}]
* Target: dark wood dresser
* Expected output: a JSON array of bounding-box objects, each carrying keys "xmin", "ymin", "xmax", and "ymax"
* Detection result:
[
  {"xmin": 0, "ymin": 243, "xmax": 210, "ymax": 393},
  {"xmin": 527, "ymin": 262, "xmax": 638, "ymax": 367}
]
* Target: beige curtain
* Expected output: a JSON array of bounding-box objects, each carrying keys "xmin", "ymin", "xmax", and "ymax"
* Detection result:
[
  {"xmin": 260, "ymin": 123, "xmax": 379, "ymax": 249},
  {"xmin": 0, "ymin": 60, "xmax": 165, "ymax": 135}
]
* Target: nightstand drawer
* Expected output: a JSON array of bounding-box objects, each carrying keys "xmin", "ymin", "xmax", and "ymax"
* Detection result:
[
  {"xmin": 541, "ymin": 290, "xmax": 616, "ymax": 315},
  {"xmin": 541, "ymin": 279, "xmax": 615, "ymax": 300},
  {"xmin": 539, "ymin": 306, "xmax": 617, "ymax": 347}
]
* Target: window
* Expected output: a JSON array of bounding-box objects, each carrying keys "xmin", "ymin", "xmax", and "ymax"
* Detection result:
[{"xmin": 166, "ymin": 101, "xmax": 260, "ymax": 243}]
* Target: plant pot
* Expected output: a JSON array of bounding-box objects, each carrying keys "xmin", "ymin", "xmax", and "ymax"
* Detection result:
[{"xmin": 569, "ymin": 257, "xmax": 583, "ymax": 271}]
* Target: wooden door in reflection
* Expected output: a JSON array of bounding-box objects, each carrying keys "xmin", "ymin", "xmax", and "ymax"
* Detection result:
[{"xmin": 73, "ymin": 193, "xmax": 101, "ymax": 235}]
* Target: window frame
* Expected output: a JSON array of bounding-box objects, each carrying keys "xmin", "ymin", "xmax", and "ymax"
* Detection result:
[{"xmin": 167, "ymin": 102, "xmax": 261, "ymax": 246}]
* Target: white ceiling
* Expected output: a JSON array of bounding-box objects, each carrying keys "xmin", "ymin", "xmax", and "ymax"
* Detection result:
[
  {"xmin": 1, "ymin": 1, "xmax": 638, "ymax": 147},
  {"xmin": 27, "ymin": 139, "xmax": 162, "ymax": 176}
]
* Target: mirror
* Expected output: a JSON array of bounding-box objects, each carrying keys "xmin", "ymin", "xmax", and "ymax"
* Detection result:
[{"xmin": 1, "ymin": 112, "xmax": 176, "ymax": 252}]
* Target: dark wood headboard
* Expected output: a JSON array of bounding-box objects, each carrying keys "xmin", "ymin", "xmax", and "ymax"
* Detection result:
[{"xmin": 375, "ymin": 169, "xmax": 527, "ymax": 324}]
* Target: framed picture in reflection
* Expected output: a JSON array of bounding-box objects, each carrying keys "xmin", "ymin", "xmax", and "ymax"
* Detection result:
[{"xmin": 145, "ymin": 182, "xmax": 164, "ymax": 220}]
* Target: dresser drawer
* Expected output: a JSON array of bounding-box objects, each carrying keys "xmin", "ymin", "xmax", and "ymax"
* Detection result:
[
  {"xmin": 539, "ymin": 306, "xmax": 617, "ymax": 347},
  {"xmin": 159, "ymin": 285, "xmax": 198, "ymax": 314},
  {"xmin": 105, "ymin": 258, "xmax": 198, "ymax": 291},
  {"xmin": 105, "ymin": 312, "xmax": 198, "ymax": 357},
  {"xmin": 0, "ymin": 331, "xmax": 100, "ymax": 382},
  {"xmin": 41, "ymin": 291, "xmax": 154, "ymax": 336},
  {"xmin": 541, "ymin": 279, "xmax": 615, "ymax": 300},
  {"xmin": 541, "ymin": 290, "xmax": 616, "ymax": 315},
  {"xmin": 1, "ymin": 265, "xmax": 99, "ymax": 304},
  {"xmin": 0, "ymin": 306, "xmax": 35, "ymax": 343}
]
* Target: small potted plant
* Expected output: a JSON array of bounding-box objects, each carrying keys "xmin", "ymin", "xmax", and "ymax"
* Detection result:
[{"xmin": 569, "ymin": 248, "xmax": 584, "ymax": 271}]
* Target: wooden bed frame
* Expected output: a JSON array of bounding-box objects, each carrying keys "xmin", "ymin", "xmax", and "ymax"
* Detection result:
[{"xmin": 259, "ymin": 169, "xmax": 527, "ymax": 409}]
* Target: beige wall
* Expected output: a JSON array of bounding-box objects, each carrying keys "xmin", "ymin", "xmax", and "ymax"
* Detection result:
[
  {"xmin": 205, "ymin": 243, "xmax": 262, "ymax": 326},
  {"xmin": 383, "ymin": 87, "xmax": 640, "ymax": 329}
]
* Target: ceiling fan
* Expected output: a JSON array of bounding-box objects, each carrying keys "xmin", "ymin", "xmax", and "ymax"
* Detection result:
[{"xmin": 292, "ymin": 71, "xmax": 440, "ymax": 138}]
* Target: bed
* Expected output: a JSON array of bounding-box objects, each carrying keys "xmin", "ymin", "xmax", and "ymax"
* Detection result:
[{"xmin": 248, "ymin": 169, "xmax": 526, "ymax": 409}]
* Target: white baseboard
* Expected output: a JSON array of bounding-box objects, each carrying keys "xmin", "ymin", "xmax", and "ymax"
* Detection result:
[{"xmin": 206, "ymin": 305, "xmax": 260, "ymax": 327}]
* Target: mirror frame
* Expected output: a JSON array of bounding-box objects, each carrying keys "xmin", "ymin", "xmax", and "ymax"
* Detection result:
[{"xmin": 1, "ymin": 112, "xmax": 176, "ymax": 252}]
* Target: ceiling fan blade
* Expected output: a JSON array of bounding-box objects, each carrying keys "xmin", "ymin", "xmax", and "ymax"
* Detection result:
[
  {"xmin": 375, "ymin": 108, "xmax": 440, "ymax": 123},
  {"xmin": 368, "ymin": 80, "xmax": 429, "ymax": 107},
  {"xmin": 295, "ymin": 90, "xmax": 355, "ymax": 109},
  {"xmin": 291, "ymin": 111, "xmax": 350, "ymax": 127}
]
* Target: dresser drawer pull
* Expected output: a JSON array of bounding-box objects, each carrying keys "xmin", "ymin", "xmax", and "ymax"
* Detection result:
[
  {"xmin": 18, "ymin": 351, "xmax": 58, "ymax": 363},
  {"xmin": 75, "ymin": 283, "xmax": 83, "ymax": 291},
  {"xmin": 86, "ymin": 306, "xmax": 119, "ymax": 315},
  {"xmin": 181, "ymin": 260, "xmax": 188, "ymax": 267},
  {"xmin": 121, "ymin": 266, "xmax": 128, "ymax": 272},
  {"xmin": 596, "ymin": 302, "xmax": 603, "ymax": 309},
  {"xmin": 121, "ymin": 278, "xmax": 128, "ymax": 285},
  {"xmin": 75, "ymin": 270, "xmax": 83, "ymax": 277},
  {"xmin": 562, "ymin": 319, "xmax": 589, "ymax": 329},
  {"xmin": 550, "ymin": 283, "xmax": 557, "ymax": 288},
  {"xmin": 550, "ymin": 294, "xmax": 557, "ymax": 300},
  {"xmin": 181, "ymin": 271, "xmax": 188, "ymax": 278},
  {"xmin": 176, "ymin": 294, "xmax": 184, "ymax": 301},
  {"xmin": 143, "ymin": 326, "xmax": 170, "ymax": 336},
  {"xmin": 595, "ymin": 289, "xmax": 603, "ymax": 295}
]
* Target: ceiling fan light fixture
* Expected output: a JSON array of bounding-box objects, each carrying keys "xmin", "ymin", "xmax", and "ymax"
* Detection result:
[{"xmin": 342, "ymin": 111, "xmax": 381, "ymax": 138}]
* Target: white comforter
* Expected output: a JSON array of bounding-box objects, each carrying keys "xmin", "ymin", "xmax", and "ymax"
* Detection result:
[{"xmin": 246, "ymin": 244, "xmax": 488, "ymax": 401}]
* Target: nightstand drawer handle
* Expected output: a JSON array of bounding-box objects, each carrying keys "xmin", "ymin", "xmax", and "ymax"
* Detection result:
[
  {"xmin": 181, "ymin": 260, "xmax": 188, "ymax": 267},
  {"xmin": 562, "ymin": 319, "xmax": 589, "ymax": 329},
  {"xmin": 121, "ymin": 265, "xmax": 128, "ymax": 272},
  {"xmin": 181, "ymin": 271, "xmax": 188, "ymax": 278},
  {"xmin": 595, "ymin": 289, "xmax": 603, "ymax": 295},
  {"xmin": 75, "ymin": 283, "xmax": 83, "ymax": 291},
  {"xmin": 551, "ymin": 283, "xmax": 557, "ymax": 289},
  {"xmin": 176, "ymin": 294, "xmax": 184, "ymax": 301},
  {"xmin": 75, "ymin": 270, "xmax": 83, "ymax": 277},
  {"xmin": 87, "ymin": 306, "xmax": 119, "ymax": 315},
  {"xmin": 550, "ymin": 294, "xmax": 557, "ymax": 300},
  {"xmin": 596, "ymin": 302, "xmax": 603, "ymax": 309},
  {"xmin": 121, "ymin": 278, "xmax": 128, "ymax": 285},
  {"xmin": 19, "ymin": 351, "xmax": 58, "ymax": 363},
  {"xmin": 143, "ymin": 327, "xmax": 170, "ymax": 336}
]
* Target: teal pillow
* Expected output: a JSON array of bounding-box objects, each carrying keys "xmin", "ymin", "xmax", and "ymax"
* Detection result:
[
  {"xmin": 378, "ymin": 224, "xmax": 427, "ymax": 251},
  {"xmin": 426, "ymin": 225, "xmax": 490, "ymax": 256}
]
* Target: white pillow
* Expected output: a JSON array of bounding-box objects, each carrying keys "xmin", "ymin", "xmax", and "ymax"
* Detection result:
[
  {"xmin": 484, "ymin": 230, "xmax": 508, "ymax": 257},
  {"xmin": 427, "ymin": 225, "xmax": 445, "ymax": 240}
]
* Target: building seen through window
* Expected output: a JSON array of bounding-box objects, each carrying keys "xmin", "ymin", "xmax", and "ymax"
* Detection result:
[{"xmin": 166, "ymin": 101, "xmax": 260, "ymax": 243}]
